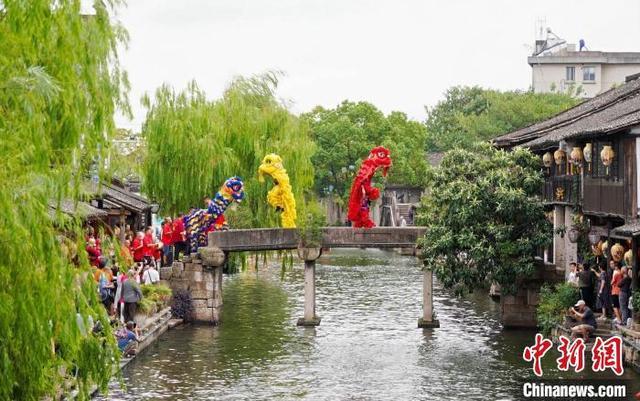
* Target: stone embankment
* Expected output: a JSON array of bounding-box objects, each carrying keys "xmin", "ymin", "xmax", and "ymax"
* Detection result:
[
  {"xmin": 552, "ymin": 323, "xmax": 640, "ymax": 373},
  {"xmin": 162, "ymin": 255, "xmax": 223, "ymax": 323}
]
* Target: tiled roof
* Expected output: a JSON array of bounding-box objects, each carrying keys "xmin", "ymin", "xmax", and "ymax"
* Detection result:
[
  {"xmin": 85, "ymin": 182, "xmax": 150, "ymax": 212},
  {"xmin": 49, "ymin": 199, "xmax": 108, "ymax": 220}
]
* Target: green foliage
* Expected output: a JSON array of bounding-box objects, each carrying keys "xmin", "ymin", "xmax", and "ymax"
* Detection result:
[
  {"xmin": 633, "ymin": 291, "xmax": 640, "ymax": 315},
  {"xmin": 571, "ymin": 211, "xmax": 596, "ymax": 267},
  {"xmin": 137, "ymin": 297, "xmax": 157, "ymax": 315},
  {"xmin": 302, "ymin": 101, "xmax": 429, "ymax": 203},
  {"xmin": 537, "ymin": 283, "xmax": 580, "ymax": 335},
  {"xmin": 298, "ymin": 200, "xmax": 327, "ymax": 247},
  {"xmin": 425, "ymin": 86, "xmax": 579, "ymax": 151},
  {"xmin": 141, "ymin": 73, "xmax": 316, "ymax": 228},
  {"xmin": 140, "ymin": 283, "xmax": 172, "ymax": 315},
  {"xmin": 417, "ymin": 144, "xmax": 552, "ymax": 295},
  {"xmin": 0, "ymin": 1, "xmax": 129, "ymax": 399}
]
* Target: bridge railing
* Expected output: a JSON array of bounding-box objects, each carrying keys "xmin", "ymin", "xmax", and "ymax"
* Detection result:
[{"xmin": 207, "ymin": 227, "xmax": 427, "ymax": 252}]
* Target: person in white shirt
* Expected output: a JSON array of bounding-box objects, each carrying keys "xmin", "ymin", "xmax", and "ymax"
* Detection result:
[
  {"xmin": 567, "ymin": 262, "xmax": 579, "ymax": 286},
  {"xmin": 142, "ymin": 265, "xmax": 160, "ymax": 285}
]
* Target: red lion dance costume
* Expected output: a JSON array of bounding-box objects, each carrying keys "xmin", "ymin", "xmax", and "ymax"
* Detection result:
[{"xmin": 347, "ymin": 146, "xmax": 392, "ymax": 228}]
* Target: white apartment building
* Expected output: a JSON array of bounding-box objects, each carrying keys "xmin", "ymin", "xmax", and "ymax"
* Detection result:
[{"xmin": 529, "ymin": 44, "xmax": 640, "ymax": 98}]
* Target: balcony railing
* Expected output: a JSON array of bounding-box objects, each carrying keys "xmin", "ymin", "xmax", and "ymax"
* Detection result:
[
  {"xmin": 542, "ymin": 175, "xmax": 581, "ymax": 205},
  {"xmin": 583, "ymin": 176, "xmax": 626, "ymax": 216}
]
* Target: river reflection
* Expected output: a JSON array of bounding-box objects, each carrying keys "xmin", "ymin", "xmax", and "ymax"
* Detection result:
[{"xmin": 100, "ymin": 248, "xmax": 640, "ymax": 400}]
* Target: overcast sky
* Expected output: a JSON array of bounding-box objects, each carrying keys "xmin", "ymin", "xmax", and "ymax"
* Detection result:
[{"xmin": 113, "ymin": 0, "xmax": 640, "ymax": 131}]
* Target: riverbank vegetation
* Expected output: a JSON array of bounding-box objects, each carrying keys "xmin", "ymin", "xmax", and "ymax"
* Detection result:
[
  {"xmin": 537, "ymin": 283, "xmax": 581, "ymax": 335},
  {"xmin": 139, "ymin": 284, "xmax": 173, "ymax": 315},
  {"xmin": 0, "ymin": 0, "xmax": 129, "ymax": 399},
  {"xmin": 417, "ymin": 144, "xmax": 552, "ymax": 295}
]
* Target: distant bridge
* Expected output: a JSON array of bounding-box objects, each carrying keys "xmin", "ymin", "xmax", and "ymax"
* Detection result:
[{"xmin": 191, "ymin": 227, "xmax": 438, "ymax": 329}]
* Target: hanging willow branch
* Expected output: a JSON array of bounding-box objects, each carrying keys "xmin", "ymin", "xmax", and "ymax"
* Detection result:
[
  {"xmin": 141, "ymin": 72, "xmax": 316, "ymax": 228},
  {"xmin": 0, "ymin": 1, "xmax": 129, "ymax": 400}
]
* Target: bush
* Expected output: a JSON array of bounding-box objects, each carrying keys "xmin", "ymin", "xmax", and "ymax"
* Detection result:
[
  {"xmin": 137, "ymin": 298, "xmax": 157, "ymax": 315},
  {"xmin": 171, "ymin": 289, "xmax": 194, "ymax": 321},
  {"xmin": 139, "ymin": 284, "xmax": 172, "ymax": 315},
  {"xmin": 633, "ymin": 290, "xmax": 640, "ymax": 314},
  {"xmin": 537, "ymin": 283, "xmax": 580, "ymax": 335}
]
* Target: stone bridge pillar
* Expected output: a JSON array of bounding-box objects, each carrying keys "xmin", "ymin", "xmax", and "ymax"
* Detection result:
[
  {"xmin": 193, "ymin": 247, "xmax": 226, "ymax": 324},
  {"xmin": 296, "ymin": 247, "xmax": 322, "ymax": 327},
  {"xmin": 418, "ymin": 269, "xmax": 439, "ymax": 328}
]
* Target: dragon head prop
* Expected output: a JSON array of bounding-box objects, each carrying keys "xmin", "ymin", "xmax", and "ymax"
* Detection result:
[
  {"xmin": 367, "ymin": 146, "xmax": 392, "ymax": 177},
  {"xmin": 220, "ymin": 176, "xmax": 245, "ymax": 203},
  {"xmin": 258, "ymin": 153, "xmax": 284, "ymax": 182}
]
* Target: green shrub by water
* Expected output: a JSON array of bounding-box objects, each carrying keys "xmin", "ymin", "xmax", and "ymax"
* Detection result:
[
  {"xmin": 537, "ymin": 283, "xmax": 580, "ymax": 335},
  {"xmin": 140, "ymin": 284, "xmax": 173, "ymax": 314}
]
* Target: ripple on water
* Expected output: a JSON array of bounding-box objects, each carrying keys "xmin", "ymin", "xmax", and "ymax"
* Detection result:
[{"xmin": 96, "ymin": 248, "xmax": 640, "ymax": 401}]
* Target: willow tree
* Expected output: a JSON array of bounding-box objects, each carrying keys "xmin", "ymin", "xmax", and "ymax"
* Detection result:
[
  {"xmin": 0, "ymin": 1, "xmax": 129, "ymax": 399},
  {"xmin": 142, "ymin": 73, "xmax": 316, "ymax": 227}
]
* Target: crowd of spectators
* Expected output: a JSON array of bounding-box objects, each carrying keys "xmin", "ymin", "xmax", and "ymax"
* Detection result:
[
  {"xmin": 84, "ymin": 224, "xmax": 162, "ymax": 357},
  {"xmin": 83, "ymin": 213, "xmax": 189, "ymax": 356},
  {"xmin": 567, "ymin": 260, "xmax": 634, "ymax": 328}
]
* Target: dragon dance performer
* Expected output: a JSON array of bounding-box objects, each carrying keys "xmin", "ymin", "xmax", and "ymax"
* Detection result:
[
  {"xmin": 258, "ymin": 153, "xmax": 297, "ymax": 228},
  {"xmin": 185, "ymin": 176, "xmax": 245, "ymax": 252},
  {"xmin": 347, "ymin": 146, "xmax": 392, "ymax": 228}
]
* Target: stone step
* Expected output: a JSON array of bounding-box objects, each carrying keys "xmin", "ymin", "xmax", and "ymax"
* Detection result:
[{"xmin": 168, "ymin": 318, "xmax": 183, "ymax": 329}]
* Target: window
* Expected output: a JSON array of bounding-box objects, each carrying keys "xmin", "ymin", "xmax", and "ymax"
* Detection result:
[
  {"xmin": 566, "ymin": 66, "xmax": 575, "ymax": 81},
  {"xmin": 583, "ymin": 66, "xmax": 596, "ymax": 82}
]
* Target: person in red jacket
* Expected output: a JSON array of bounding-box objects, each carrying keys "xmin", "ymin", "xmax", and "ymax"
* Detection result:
[
  {"xmin": 161, "ymin": 217, "xmax": 174, "ymax": 267},
  {"xmin": 86, "ymin": 237, "xmax": 102, "ymax": 267},
  {"xmin": 172, "ymin": 213, "xmax": 187, "ymax": 261},
  {"xmin": 131, "ymin": 232, "xmax": 145, "ymax": 266},
  {"xmin": 142, "ymin": 227, "xmax": 154, "ymax": 267},
  {"xmin": 153, "ymin": 237, "xmax": 162, "ymax": 268}
]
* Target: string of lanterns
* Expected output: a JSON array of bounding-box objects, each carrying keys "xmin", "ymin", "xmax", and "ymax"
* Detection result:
[
  {"xmin": 540, "ymin": 142, "xmax": 632, "ymax": 267},
  {"xmin": 541, "ymin": 143, "xmax": 615, "ymax": 175}
]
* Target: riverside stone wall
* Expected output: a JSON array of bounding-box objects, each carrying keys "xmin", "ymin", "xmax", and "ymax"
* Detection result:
[
  {"xmin": 501, "ymin": 261, "xmax": 565, "ymax": 328},
  {"xmin": 164, "ymin": 255, "xmax": 223, "ymax": 324}
]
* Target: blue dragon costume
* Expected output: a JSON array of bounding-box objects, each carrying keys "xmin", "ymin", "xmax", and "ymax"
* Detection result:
[{"xmin": 185, "ymin": 176, "xmax": 245, "ymax": 252}]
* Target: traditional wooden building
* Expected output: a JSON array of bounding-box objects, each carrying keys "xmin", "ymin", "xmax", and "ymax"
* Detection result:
[
  {"xmin": 84, "ymin": 179, "xmax": 153, "ymax": 241},
  {"xmin": 494, "ymin": 74, "xmax": 640, "ymax": 322},
  {"xmin": 49, "ymin": 199, "xmax": 109, "ymax": 225}
]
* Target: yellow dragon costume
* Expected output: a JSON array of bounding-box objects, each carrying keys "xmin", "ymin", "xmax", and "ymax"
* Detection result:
[{"xmin": 258, "ymin": 153, "xmax": 297, "ymax": 228}]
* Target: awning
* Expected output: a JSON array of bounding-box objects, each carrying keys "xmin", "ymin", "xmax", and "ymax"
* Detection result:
[{"xmin": 611, "ymin": 220, "xmax": 640, "ymax": 238}]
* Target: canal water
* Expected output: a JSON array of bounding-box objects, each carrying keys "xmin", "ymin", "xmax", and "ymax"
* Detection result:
[{"xmin": 102, "ymin": 249, "xmax": 640, "ymax": 400}]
